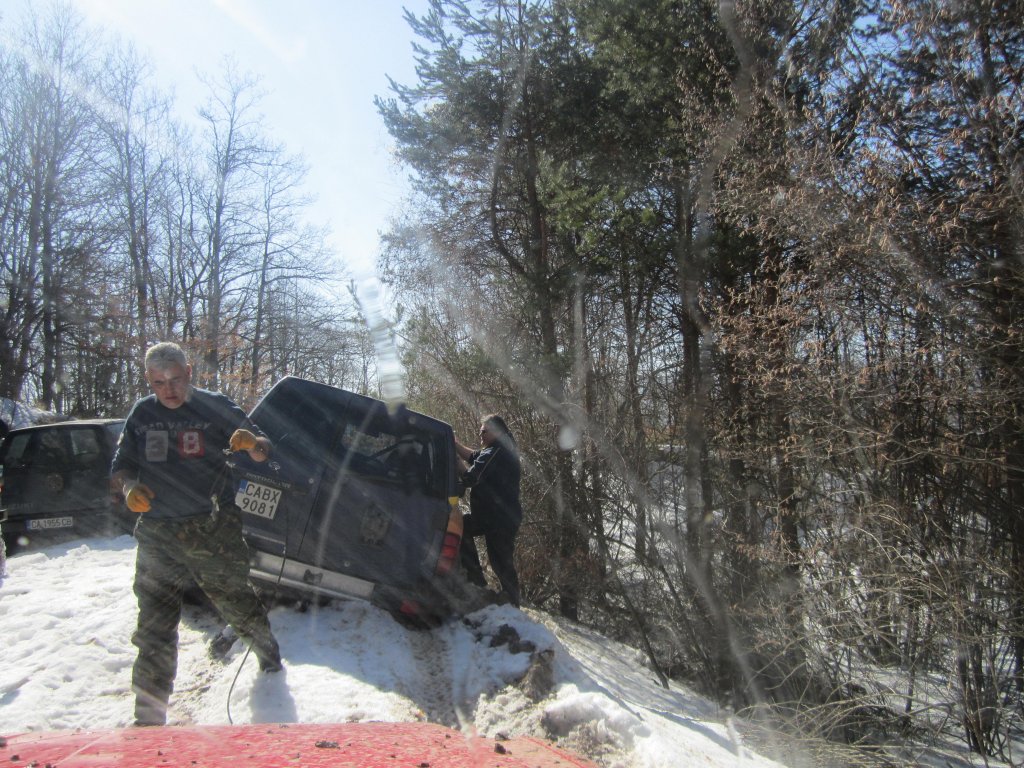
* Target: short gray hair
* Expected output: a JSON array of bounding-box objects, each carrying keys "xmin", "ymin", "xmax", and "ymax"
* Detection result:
[{"xmin": 145, "ymin": 342, "xmax": 188, "ymax": 371}]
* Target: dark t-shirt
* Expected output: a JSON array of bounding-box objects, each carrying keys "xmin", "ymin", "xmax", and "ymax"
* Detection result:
[
  {"xmin": 463, "ymin": 444, "xmax": 522, "ymax": 528},
  {"xmin": 111, "ymin": 387, "xmax": 260, "ymax": 520}
]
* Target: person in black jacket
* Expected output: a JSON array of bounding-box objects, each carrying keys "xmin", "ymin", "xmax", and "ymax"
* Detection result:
[{"xmin": 455, "ymin": 414, "xmax": 522, "ymax": 606}]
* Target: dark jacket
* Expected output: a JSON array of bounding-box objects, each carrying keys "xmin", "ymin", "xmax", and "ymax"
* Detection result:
[
  {"xmin": 462, "ymin": 443, "xmax": 522, "ymax": 529},
  {"xmin": 111, "ymin": 387, "xmax": 261, "ymax": 519}
]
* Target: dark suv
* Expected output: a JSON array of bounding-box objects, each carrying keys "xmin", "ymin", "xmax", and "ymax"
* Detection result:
[
  {"xmin": 0, "ymin": 419, "xmax": 127, "ymax": 549},
  {"xmin": 232, "ymin": 377, "xmax": 464, "ymax": 623}
]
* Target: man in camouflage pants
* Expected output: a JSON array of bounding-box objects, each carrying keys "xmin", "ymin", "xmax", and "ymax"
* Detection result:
[{"xmin": 111, "ymin": 342, "xmax": 281, "ymax": 727}]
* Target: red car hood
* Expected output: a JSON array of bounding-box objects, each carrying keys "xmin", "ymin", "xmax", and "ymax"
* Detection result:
[{"xmin": 0, "ymin": 721, "xmax": 597, "ymax": 767}]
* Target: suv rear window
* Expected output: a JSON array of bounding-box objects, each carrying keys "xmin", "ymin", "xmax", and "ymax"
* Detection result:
[
  {"xmin": 38, "ymin": 429, "xmax": 64, "ymax": 462},
  {"xmin": 70, "ymin": 428, "xmax": 103, "ymax": 467},
  {"xmin": 253, "ymin": 381, "xmax": 450, "ymax": 499},
  {"xmin": 255, "ymin": 383, "xmax": 340, "ymax": 463},
  {"xmin": 339, "ymin": 422, "xmax": 447, "ymax": 498}
]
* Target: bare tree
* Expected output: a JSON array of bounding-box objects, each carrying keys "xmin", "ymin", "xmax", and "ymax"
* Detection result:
[
  {"xmin": 1, "ymin": 3, "xmax": 106, "ymax": 411},
  {"xmin": 97, "ymin": 40, "xmax": 172, "ymax": 364},
  {"xmin": 192, "ymin": 59, "xmax": 269, "ymax": 388}
]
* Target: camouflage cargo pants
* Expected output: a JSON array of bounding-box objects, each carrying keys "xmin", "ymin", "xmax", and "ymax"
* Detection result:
[{"xmin": 131, "ymin": 505, "xmax": 280, "ymax": 725}]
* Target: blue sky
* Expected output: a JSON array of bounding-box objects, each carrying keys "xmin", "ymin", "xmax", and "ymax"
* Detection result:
[{"xmin": 64, "ymin": 0, "xmax": 433, "ymax": 279}]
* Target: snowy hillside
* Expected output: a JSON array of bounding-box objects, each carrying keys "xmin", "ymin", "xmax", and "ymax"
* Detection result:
[{"xmin": 0, "ymin": 534, "xmax": 979, "ymax": 768}]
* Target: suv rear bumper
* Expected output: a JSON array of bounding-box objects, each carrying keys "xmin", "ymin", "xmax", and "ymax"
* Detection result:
[
  {"xmin": 247, "ymin": 549, "xmax": 459, "ymax": 624},
  {"xmin": 249, "ymin": 549, "xmax": 375, "ymax": 602}
]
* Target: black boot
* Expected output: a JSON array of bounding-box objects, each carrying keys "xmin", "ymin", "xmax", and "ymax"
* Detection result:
[
  {"xmin": 255, "ymin": 638, "xmax": 282, "ymax": 673},
  {"xmin": 257, "ymin": 651, "xmax": 283, "ymax": 673}
]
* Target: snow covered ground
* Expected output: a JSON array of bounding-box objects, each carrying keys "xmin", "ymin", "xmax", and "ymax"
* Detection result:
[{"xmin": 0, "ymin": 533, "xmax": 997, "ymax": 767}]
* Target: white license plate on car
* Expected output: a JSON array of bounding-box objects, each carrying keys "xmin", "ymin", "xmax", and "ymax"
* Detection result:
[
  {"xmin": 27, "ymin": 516, "xmax": 73, "ymax": 530},
  {"xmin": 235, "ymin": 480, "xmax": 282, "ymax": 520}
]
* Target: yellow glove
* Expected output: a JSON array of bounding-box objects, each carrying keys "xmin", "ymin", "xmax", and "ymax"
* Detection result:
[
  {"xmin": 229, "ymin": 429, "xmax": 259, "ymax": 453},
  {"xmin": 124, "ymin": 482, "xmax": 155, "ymax": 513}
]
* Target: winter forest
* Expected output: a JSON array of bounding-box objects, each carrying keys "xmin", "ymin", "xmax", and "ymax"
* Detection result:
[{"xmin": 1, "ymin": 0, "xmax": 1022, "ymax": 764}]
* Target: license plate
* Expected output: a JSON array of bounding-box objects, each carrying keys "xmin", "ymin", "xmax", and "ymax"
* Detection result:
[
  {"xmin": 235, "ymin": 480, "xmax": 282, "ymax": 520},
  {"xmin": 27, "ymin": 516, "xmax": 73, "ymax": 530}
]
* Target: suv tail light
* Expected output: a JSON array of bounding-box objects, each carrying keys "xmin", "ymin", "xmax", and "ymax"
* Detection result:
[
  {"xmin": 435, "ymin": 532, "xmax": 461, "ymax": 575},
  {"xmin": 435, "ymin": 497, "xmax": 464, "ymax": 576}
]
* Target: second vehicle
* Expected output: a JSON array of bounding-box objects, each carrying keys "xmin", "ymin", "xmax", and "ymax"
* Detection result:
[{"xmin": 0, "ymin": 418, "xmax": 128, "ymax": 550}]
